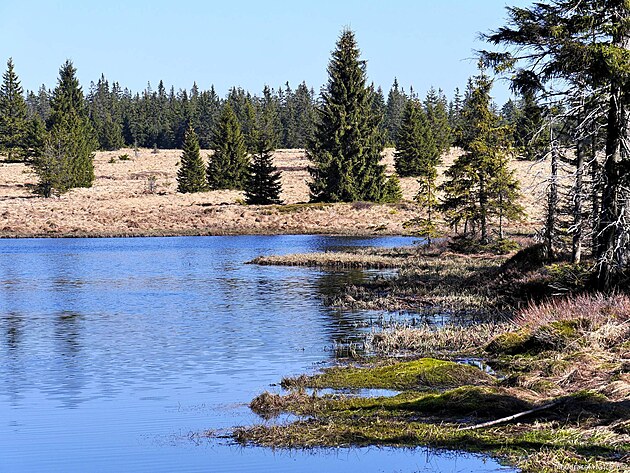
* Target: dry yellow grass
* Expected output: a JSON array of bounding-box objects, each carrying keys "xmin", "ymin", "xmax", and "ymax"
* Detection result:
[{"xmin": 0, "ymin": 148, "xmax": 550, "ymax": 237}]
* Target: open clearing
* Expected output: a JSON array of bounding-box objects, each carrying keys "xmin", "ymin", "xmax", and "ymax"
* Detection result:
[{"xmin": 0, "ymin": 148, "xmax": 548, "ymax": 237}]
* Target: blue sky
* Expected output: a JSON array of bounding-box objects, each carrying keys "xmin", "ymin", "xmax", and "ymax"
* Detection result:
[{"xmin": 0, "ymin": 0, "xmax": 531, "ymax": 104}]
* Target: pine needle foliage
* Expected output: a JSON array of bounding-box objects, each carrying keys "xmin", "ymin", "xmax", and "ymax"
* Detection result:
[
  {"xmin": 384, "ymin": 78, "xmax": 408, "ymax": 146},
  {"xmin": 0, "ymin": 58, "xmax": 29, "ymax": 161},
  {"xmin": 207, "ymin": 103, "xmax": 249, "ymax": 190},
  {"xmin": 34, "ymin": 60, "xmax": 97, "ymax": 196},
  {"xmin": 440, "ymin": 68, "xmax": 524, "ymax": 243},
  {"xmin": 394, "ymin": 99, "xmax": 438, "ymax": 177},
  {"xmin": 381, "ymin": 174, "xmax": 403, "ymax": 203},
  {"xmin": 245, "ymin": 147, "xmax": 282, "ymax": 205},
  {"xmin": 245, "ymin": 92, "xmax": 283, "ymax": 205},
  {"xmin": 424, "ymin": 87, "xmax": 452, "ymax": 155},
  {"xmin": 308, "ymin": 29, "xmax": 388, "ymax": 203},
  {"xmin": 177, "ymin": 124, "xmax": 207, "ymax": 193},
  {"xmin": 394, "ymin": 99, "xmax": 442, "ymax": 240}
]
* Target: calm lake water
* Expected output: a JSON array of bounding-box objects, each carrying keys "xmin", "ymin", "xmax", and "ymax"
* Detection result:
[{"xmin": 0, "ymin": 235, "xmax": 513, "ymax": 473}]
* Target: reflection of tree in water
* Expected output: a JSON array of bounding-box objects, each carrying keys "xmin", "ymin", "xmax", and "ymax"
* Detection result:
[
  {"xmin": 314, "ymin": 269, "xmax": 377, "ymax": 351},
  {"xmin": 1, "ymin": 312, "xmax": 26, "ymax": 405},
  {"xmin": 4, "ymin": 312, "xmax": 22, "ymax": 351},
  {"xmin": 49, "ymin": 311, "xmax": 87, "ymax": 408},
  {"xmin": 55, "ymin": 311, "xmax": 83, "ymax": 354}
]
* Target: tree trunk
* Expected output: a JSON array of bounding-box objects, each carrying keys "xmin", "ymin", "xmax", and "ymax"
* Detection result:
[
  {"xmin": 427, "ymin": 179, "xmax": 433, "ymax": 247},
  {"xmin": 591, "ymin": 133, "xmax": 600, "ymax": 257},
  {"xmin": 597, "ymin": 14, "xmax": 630, "ymax": 288},
  {"xmin": 479, "ymin": 176, "xmax": 488, "ymax": 244},
  {"xmin": 572, "ymin": 136, "xmax": 585, "ymax": 264},
  {"xmin": 597, "ymin": 85, "xmax": 630, "ymax": 287},
  {"xmin": 546, "ymin": 135, "xmax": 558, "ymax": 260},
  {"xmin": 499, "ymin": 192, "xmax": 504, "ymax": 240}
]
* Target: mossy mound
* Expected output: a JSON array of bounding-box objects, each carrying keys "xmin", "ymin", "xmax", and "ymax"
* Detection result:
[
  {"xmin": 556, "ymin": 390, "xmax": 630, "ymax": 422},
  {"xmin": 325, "ymin": 386, "xmax": 531, "ymax": 418},
  {"xmin": 485, "ymin": 329, "xmax": 532, "ymax": 355},
  {"xmin": 250, "ymin": 391, "xmax": 314, "ymax": 418},
  {"xmin": 399, "ymin": 386, "xmax": 530, "ymax": 417},
  {"xmin": 500, "ymin": 243, "xmax": 548, "ymax": 273},
  {"xmin": 534, "ymin": 320, "xmax": 581, "ymax": 348},
  {"xmin": 250, "ymin": 386, "xmax": 531, "ymax": 421},
  {"xmin": 287, "ymin": 358, "xmax": 495, "ymax": 391},
  {"xmin": 486, "ymin": 320, "xmax": 583, "ymax": 356}
]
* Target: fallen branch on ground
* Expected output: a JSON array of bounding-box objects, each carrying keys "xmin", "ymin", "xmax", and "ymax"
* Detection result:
[{"xmin": 459, "ymin": 400, "xmax": 562, "ymax": 431}]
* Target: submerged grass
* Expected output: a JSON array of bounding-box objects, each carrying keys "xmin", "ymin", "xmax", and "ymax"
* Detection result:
[{"xmin": 323, "ymin": 252, "xmax": 507, "ymax": 314}]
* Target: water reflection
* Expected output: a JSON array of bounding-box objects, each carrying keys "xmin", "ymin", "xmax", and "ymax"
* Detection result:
[
  {"xmin": 4, "ymin": 311, "xmax": 22, "ymax": 351},
  {"xmin": 50, "ymin": 312, "xmax": 86, "ymax": 408},
  {"xmin": 2, "ymin": 312, "xmax": 25, "ymax": 406},
  {"xmin": 0, "ymin": 236, "xmax": 511, "ymax": 473}
]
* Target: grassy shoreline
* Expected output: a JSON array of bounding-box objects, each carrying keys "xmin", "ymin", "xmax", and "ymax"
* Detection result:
[
  {"xmin": 0, "ymin": 227, "xmax": 418, "ymax": 239},
  {"xmin": 225, "ymin": 245, "xmax": 630, "ymax": 473}
]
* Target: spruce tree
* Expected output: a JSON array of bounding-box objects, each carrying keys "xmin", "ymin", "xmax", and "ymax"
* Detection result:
[
  {"xmin": 488, "ymin": 156, "xmax": 524, "ymax": 240},
  {"xmin": 293, "ymin": 82, "xmax": 315, "ymax": 148},
  {"xmin": 35, "ymin": 60, "xmax": 97, "ymax": 194},
  {"xmin": 24, "ymin": 117, "xmax": 46, "ymax": 162},
  {"xmin": 371, "ymin": 86, "xmax": 387, "ymax": 144},
  {"xmin": 207, "ymin": 103, "xmax": 249, "ymax": 190},
  {"xmin": 245, "ymin": 90, "xmax": 283, "ymax": 205},
  {"xmin": 36, "ymin": 130, "xmax": 73, "ymax": 197},
  {"xmin": 308, "ymin": 29, "xmax": 388, "ymax": 203},
  {"xmin": 87, "ymin": 75, "xmax": 124, "ymax": 151},
  {"xmin": 26, "ymin": 85, "xmax": 51, "ymax": 123},
  {"xmin": 242, "ymin": 99, "xmax": 258, "ymax": 153},
  {"xmin": 424, "ymin": 87, "xmax": 452, "ymax": 155},
  {"xmin": 394, "ymin": 99, "xmax": 438, "ymax": 177},
  {"xmin": 0, "ymin": 58, "xmax": 29, "ymax": 161},
  {"xmin": 440, "ymin": 68, "xmax": 523, "ymax": 244},
  {"xmin": 384, "ymin": 78, "xmax": 408, "ymax": 146},
  {"xmin": 244, "ymin": 147, "xmax": 283, "ymax": 206},
  {"xmin": 415, "ymin": 169, "xmax": 440, "ymax": 245},
  {"xmin": 513, "ymin": 91, "xmax": 548, "ymax": 161},
  {"xmin": 177, "ymin": 124, "xmax": 207, "ymax": 193},
  {"xmin": 381, "ymin": 174, "xmax": 403, "ymax": 203},
  {"xmin": 245, "ymin": 150, "xmax": 282, "ymax": 204},
  {"xmin": 394, "ymin": 99, "xmax": 442, "ymax": 243},
  {"xmin": 280, "ymin": 82, "xmax": 298, "ymax": 147},
  {"xmin": 196, "ymin": 86, "xmax": 221, "ymax": 149},
  {"xmin": 483, "ymin": 0, "xmax": 630, "ymax": 285},
  {"xmin": 449, "ymin": 87, "xmax": 463, "ymax": 131}
]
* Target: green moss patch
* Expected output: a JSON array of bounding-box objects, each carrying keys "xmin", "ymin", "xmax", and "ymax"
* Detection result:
[
  {"xmin": 283, "ymin": 358, "xmax": 495, "ymax": 391},
  {"xmin": 486, "ymin": 320, "xmax": 584, "ymax": 356},
  {"xmin": 250, "ymin": 386, "xmax": 529, "ymax": 420},
  {"xmin": 396, "ymin": 386, "xmax": 530, "ymax": 417},
  {"xmin": 485, "ymin": 330, "xmax": 532, "ymax": 355},
  {"xmin": 330, "ymin": 387, "xmax": 529, "ymax": 418}
]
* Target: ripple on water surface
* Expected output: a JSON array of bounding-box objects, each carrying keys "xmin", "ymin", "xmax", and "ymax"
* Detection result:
[{"xmin": 0, "ymin": 236, "xmax": 513, "ymax": 473}]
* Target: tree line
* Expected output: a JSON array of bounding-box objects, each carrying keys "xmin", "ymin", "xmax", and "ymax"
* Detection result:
[
  {"xmin": 2, "ymin": 2, "xmax": 628, "ymax": 287},
  {"xmin": 2, "ymin": 52, "xmax": 544, "ymax": 160},
  {"xmin": 0, "ymin": 30, "xmax": 527, "ymax": 224},
  {"xmin": 2, "ymin": 64, "xmax": 466, "ymax": 155}
]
